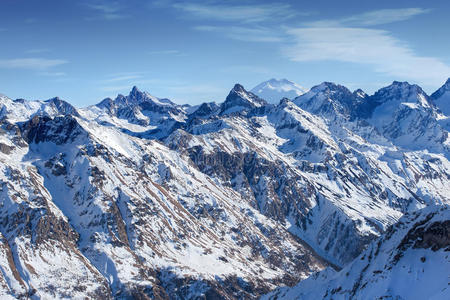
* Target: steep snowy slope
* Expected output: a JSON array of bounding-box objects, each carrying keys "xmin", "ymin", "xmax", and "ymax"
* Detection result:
[
  {"xmin": 251, "ymin": 79, "xmax": 307, "ymax": 103},
  {"xmin": 262, "ymin": 205, "xmax": 450, "ymax": 300},
  {"xmin": 0, "ymin": 107, "xmax": 327, "ymax": 298},
  {"xmin": 431, "ymin": 78, "xmax": 450, "ymax": 115},
  {"xmin": 167, "ymin": 84, "xmax": 449, "ymax": 266},
  {"xmin": 293, "ymin": 82, "xmax": 368, "ymax": 121},
  {"xmin": 367, "ymin": 81, "xmax": 449, "ymax": 153},
  {"xmin": 0, "ymin": 94, "xmax": 79, "ymax": 122},
  {"xmin": 219, "ymin": 84, "xmax": 267, "ymax": 115}
]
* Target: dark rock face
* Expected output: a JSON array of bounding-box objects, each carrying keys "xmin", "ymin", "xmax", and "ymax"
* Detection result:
[
  {"xmin": 220, "ymin": 84, "xmax": 267, "ymax": 115},
  {"xmin": 400, "ymin": 219, "xmax": 450, "ymax": 251},
  {"xmin": 20, "ymin": 115, "xmax": 87, "ymax": 144},
  {"xmin": 263, "ymin": 206, "xmax": 450, "ymax": 300},
  {"xmin": 45, "ymin": 97, "xmax": 81, "ymax": 118}
]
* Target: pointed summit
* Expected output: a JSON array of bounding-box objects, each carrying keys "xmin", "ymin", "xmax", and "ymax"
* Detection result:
[
  {"xmin": 431, "ymin": 78, "xmax": 450, "ymax": 115},
  {"xmin": 131, "ymin": 85, "xmax": 140, "ymax": 93},
  {"xmin": 220, "ymin": 83, "xmax": 267, "ymax": 115},
  {"xmin": 353, "ymin": 89, "xmax": 367, "ymax": 99},
  {"xmin": 231, "ymin": 83, "xmax": 246, "ymax": 93},
  {"xmin": 128, "ymin": 85, "xmax": 150, "ymax": 103}
]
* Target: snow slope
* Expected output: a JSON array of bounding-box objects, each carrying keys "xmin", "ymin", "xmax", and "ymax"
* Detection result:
[
  {"xmin": 431, "ymin": 78, "xmax": 450, "ymax": 115},
  {"xmin": 262, "ymin": 205, "xmax": 450, "ymax": 300}
]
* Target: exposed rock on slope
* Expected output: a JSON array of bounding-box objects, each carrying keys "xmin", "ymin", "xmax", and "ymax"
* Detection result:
[
  {"xmin": 0, "ymin": 103, "xmax": 327, "ymax": 299},
  {"xmin": 262, "ymin": 205, "xmax": 450, "ymax": 300}
]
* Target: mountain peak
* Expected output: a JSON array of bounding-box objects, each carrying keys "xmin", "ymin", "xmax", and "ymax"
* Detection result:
[
  {"xmin": 309, "ymin": 81, "xmax": 349, "ymax": 94},
  {"xmin": 220, "ymin": 84, "xmax": 266, "ymax": 115},
  {"xmin": 353, "ymin": 89, "xmax": 367, "ymax": 98},
  {"xmin": 430, "ymin": 78, "xmax": 450, "ymax": 115},
  {"xmin": 391, "ymin": 80, "xmax": 409, "ymax": 86},
  {"xmin": 129, "ymin": 85, "xmax": 145, "ymax": 99},
  {"xmin": 374, "ymin": 81, "xmax": 426, "ymax": 101},
  {"xmin": 293, "ymin": 82, "xmax": 370, "ymax": 120},
  {"xmin": 123, "ymin": 86, "xmax": 171, "ymax": 107},
  {"xmin": 232, "ymin": 83, "xmax": 246, "ymax": 93},
  {"xmin": 251, "ymin": 78, "xmax": 306, "ymax": 103}
]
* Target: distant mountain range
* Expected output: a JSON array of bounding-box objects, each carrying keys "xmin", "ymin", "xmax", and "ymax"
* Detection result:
[{"xmin": 0, "ymin": 78, "xmax": 449, "ymax": 299}]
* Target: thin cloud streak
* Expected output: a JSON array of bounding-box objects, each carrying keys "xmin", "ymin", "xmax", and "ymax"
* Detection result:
[
  {"xmin": 39, "ymin": 71, "xmax": 66, "ymax": 77},
  {"xmin": 0, "ymin": 58, "xmax": 68, "ymax": 70},
  {"xmin": 171, "ymin": 2, "xmax": 301, "ymax": 23},
  {"xmin": 305, "ymin": 8, "xmax": 431, "ymax": 27},
  {"xmin": 103, "ymin": 74, "xmax": 143, "ymax": 83},
  {"xmin": 148, "ymin": 50, "xmax": 185, "ymax": 56},
  {"xmin": 84, "ymin": 1, "xmax": 127, "ymax": 20},
  {"xmin": 284, "ymin": 27, "xmax": 450, "ymax": 85},
  {"xmin": 194, "ymin": 25, "xmax": 282, "ymax": 42}
]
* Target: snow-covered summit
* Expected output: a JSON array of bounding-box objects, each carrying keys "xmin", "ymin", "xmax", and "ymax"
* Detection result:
[
  {"xmin": 293, "ymin": 82, "xmax": 368, "ymax": 120},
  {"xmin": 97, "ymin": 86, "xmax": 176, "ymax": 109},
  {"xmin": 219, "ymin": 83, "xmax": 267, "ymax": 115},
  {"xmin": 431, "ymin": 78, "xmax": 450, "ymax": 115},
  {"xmin": 251, "ymin": 78, "xmax": 307, "ymax": 103},
  {"xmin": 370, "ymin": 81, "xmax": 431, "ymax": 109},
  {"xmin": 0, "ymin": 94, "xmax": 79, "ymax": 122}
]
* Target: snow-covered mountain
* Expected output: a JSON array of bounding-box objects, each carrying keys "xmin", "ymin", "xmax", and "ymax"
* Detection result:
[
  {"xmin": 431, "ymin": 78, "xmax": 450, "ymax": 115},
  {"xmin": 251, "ymin": 78, "xmax": 307, "ymax": 103},
  {"xmin": 0, "ymin": 79, "xmax": 448, "ymax": 299},
  {"xmin": 262, "ymin": 205, "xmax": 450, "ymax": 300}
]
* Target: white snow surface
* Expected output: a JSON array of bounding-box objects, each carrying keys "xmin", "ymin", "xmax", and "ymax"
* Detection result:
[
  {"xmin": 251, "ymin": 78, "xmax": 307, "ymax": 103},
  {"xmin": 262, "ymin": 205, "xmax": 450, "ymax": 300}
]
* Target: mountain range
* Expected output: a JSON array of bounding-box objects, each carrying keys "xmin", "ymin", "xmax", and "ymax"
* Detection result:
[{"xmin": 0, "ymin": 78, "xmax": 449, "ymax": 299}]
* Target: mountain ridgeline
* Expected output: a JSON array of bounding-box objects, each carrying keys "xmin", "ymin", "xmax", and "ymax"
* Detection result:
[{"xmin": 0, "ymin": 78, "xmax": 449, "ymax": 299}]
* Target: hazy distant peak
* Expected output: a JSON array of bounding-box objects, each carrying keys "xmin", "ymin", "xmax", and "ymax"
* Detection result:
[{"xmin": 251, "ymin": 78, "xmax": 307, "ymax": 103}]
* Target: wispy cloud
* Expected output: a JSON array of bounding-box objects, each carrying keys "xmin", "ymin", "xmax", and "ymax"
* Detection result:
[
  {"xmin": 84, "ymin": 1, "xmax": 127, "ymax": 20},
  {"xmin": 103, "ymin": 74, "xmax": 143, "ymax": 83},
  {"xmin": 284, "ymin": 27, "xmax": 450, "ymax": 84},
  {"xmin": 305, "ymin": 8, "xmax": 431, "ymax": 27},
  {"xmin": 99, "ymin": 74, "xmax": 169, "ymax": 93},
  {"xmin": 194, "ymin": 25, "xmax": 282, "ymax": 42},
  {"xmin": 39, "ymin": 71, "xmax": 66, "ymax": 77},
  {"xmin": 148, "ymin": 49, "xmax": 185, "ymax": 56},
  {"xmin": 0, "ymin": 58, "xmax": 68, "ymax": 70},
  {"xmin": 170, "ymin": 2, "xmax": 302, "ymax": 23}
]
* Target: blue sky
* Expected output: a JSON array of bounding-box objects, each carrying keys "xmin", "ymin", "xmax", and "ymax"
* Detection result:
[{"xmin": 0, "ymin": 0, "xmax": 449, "ymax": 106}]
